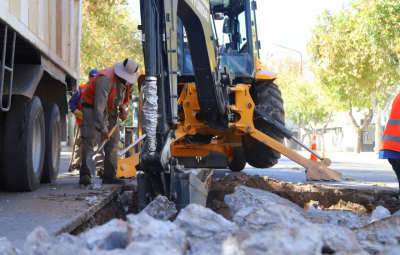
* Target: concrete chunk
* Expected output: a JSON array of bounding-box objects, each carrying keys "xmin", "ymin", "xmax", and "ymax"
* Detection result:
[
  {"xmin": 174, "ymin": 204, "xmax": 237, "ymax": 239},
  {"xmin": 310, "ymin": 210, "xmax": 370, "ymax": 229},
  {"xmin": 370, "ymin": 206, "xmax": 391, "ymax": 223},
  {"xmin": 233, "ymin": 204, "xmax": 312, "ymax": 228},
  {"xmin": 222, "ymin": 225, "xmax": 324, "ymax": 255},
  {"xmin": 224, "ymin": 186, "xmax": 310, "ymax": 218},
  {"xmin": 127, "ymin": 212, "xmax": 186, "ymax": 254},
  {"xmin": 0, "ymin": 237, "xmax": 22, "ymax": 255},
  {"xmin": 317, "ymin": 224, "xmax": 364, "ymax": 253},
  {"xmin": 353, "ymin": 215, "xmax": 400, "ymax": 254},
  {"xmin": 79, "ymin": 219, "xmax": 127, "ymax": 250},
  {"xmin": 143, "ymin": 195, "xmax": 178, "ymax": 221},
  {"xmin": 23, "ymin": 229, "xmax": 89, "ymax": 255},
  {"xmin": 379, "ymin": 238, "xmax": 400, "ymax": 255}
]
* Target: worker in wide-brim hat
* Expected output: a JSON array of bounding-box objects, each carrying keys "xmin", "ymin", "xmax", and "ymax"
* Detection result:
[{"xmin": 79, "ymin": 58, "xmax": 140, "ymax": 185}]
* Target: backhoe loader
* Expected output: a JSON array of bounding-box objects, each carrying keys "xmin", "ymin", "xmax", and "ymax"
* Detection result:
[{"xmin": 117, "ymin": 0, "xmax": 342, "ymax": 210}]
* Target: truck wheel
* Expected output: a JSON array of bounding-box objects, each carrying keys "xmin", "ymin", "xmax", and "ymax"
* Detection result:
[
  {"xmin": 242, "ymin": 82, "xmax": 285, "ymax": 168},
  {"xmin": 41, "ymin": 104, "xmax": 61, "ymax": 183},
  {"xmin": 3, "ymin": 96, "xmax": 45, "ymax": 191},
  {"xmin": 226, "ymin": 146, "xmax": 246, "ymax": 172}
]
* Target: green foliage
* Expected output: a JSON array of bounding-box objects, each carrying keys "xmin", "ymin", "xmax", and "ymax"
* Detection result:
[
  {"xmin": 307, "ymin": 0, "xmax": 400, "ymax": 110},
  {"xmin": 261, "ymin": 57, "xmax": 337, "ymax": 127},
  {"xmin": 80, "ymin": 0, "xmax": 144, "ymax": 90}
]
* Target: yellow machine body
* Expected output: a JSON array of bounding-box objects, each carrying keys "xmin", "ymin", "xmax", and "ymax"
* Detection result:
[{"xmin": 117, "ymin": 81, "xmax": 342, "ymax": 182}]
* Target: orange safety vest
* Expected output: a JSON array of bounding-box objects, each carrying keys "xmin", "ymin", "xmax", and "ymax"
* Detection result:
[
  {"xmin": 82, "ymin": 67, "xmax": 130, "ymax": 111},
  {"xmin": 380, "ymin": 94, "xmax": 400, "ymax": 152},
  {"xmin": 75, "ymin": 83, "xmax": 87, "ymax": 125}
]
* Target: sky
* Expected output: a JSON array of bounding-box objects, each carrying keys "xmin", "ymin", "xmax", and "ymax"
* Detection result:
[{"xmin": 127, "ymin": 0, "xmax": 351, "ymax": 63}]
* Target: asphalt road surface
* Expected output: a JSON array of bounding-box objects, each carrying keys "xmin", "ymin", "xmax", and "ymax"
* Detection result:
[{"xmin": 213, "ymin": 151, "xmax": 398, "ymax": 189}]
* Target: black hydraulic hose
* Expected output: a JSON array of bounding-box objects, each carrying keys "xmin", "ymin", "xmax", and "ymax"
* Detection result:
[
  {"xmin": 254, "ymin": 107, "xmax": 324, "ymax": 160},
  {"xmin": 254, "ymin": 107, "xmax": 293, "ymax": 139}
]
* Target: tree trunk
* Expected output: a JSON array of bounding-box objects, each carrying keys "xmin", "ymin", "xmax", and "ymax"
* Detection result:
[
  {"xmin": 374, "ymin": 111, "xmax": 382, "ymax": 153},
  {"xmin": 349, "ymin": 104, "xmax": 373, "ymax": 153},
  {"xmin": 356, "ymin": 129, "xmax": 363, "ymax": 153}
]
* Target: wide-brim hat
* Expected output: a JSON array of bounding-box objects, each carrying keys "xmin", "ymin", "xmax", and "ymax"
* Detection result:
[{"xmin": 114, "ymin": 58, "xmax": 140, "ymax": 84}]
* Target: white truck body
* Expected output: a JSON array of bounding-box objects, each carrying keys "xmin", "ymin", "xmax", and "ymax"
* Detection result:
[
  {"xmin": 0, "ymin": 0, "xmax": 82, "ymax": 191},
  {"xmin": 0, "ymin": 0, "xmax": 81, "ymax": 83}
]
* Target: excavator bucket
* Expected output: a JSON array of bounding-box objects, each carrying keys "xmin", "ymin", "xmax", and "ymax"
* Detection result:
[{"xmin": 138, "ymin": 169, "xmax": 213, "ymax": 211}]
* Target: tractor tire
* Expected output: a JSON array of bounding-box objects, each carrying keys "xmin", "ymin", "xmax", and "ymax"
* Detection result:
[
  {"xmin": 226, "ymin": 146, "xmax": 246, "ymax": 172},
  {"xmin": 242, "ymin": 81, "xmax": 285, "ymax": 168},
  {"xmin": 41, "ymin": 104, "xmax": 61, "ymax": 183},
  {"xmin": 3, "ymin": 96, "xmax": 45, "ymax": 191}
]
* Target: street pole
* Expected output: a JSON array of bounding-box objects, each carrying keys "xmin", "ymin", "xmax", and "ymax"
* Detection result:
[{"xmin": 274, "ymin": 44, "xmax": 303, "ymax": 74}]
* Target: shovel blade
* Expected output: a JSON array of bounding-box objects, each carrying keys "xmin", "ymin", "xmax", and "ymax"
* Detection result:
[{"xmin": 86, "ymin": 154, "xmax": 97, "ymax": 178}]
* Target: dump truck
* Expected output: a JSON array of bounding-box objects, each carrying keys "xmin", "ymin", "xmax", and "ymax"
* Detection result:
[
  {"xmin": 115, "ymin": 0, "xmax": 342, "ymax": 210},
  {"xmin": 0, "ymin": 0, "xmax": 81, "ymax": 191}
]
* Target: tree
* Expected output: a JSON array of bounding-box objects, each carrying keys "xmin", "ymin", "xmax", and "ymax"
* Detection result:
[
  {"xmin": 80, "ymin": 0, "xmax": 144, "ymax": 88},
  {"xmin": 307, "ymin": 0, "xmax": 400, "ymax": 153}
]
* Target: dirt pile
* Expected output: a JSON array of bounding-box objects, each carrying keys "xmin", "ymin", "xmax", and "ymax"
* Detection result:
[{"xmin": 209, "ymin": 173, "xmax": 400, "ymax": 216}]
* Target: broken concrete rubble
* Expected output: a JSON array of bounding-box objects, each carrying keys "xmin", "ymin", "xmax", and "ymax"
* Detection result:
[
  {"xmin": 222, "ymin": 224, "xmax": 364, "ymax": 255},
  {"xmin": 23, "ymin": 227, "xmax": 89, "ymax": 255},
  {"xmin": 224, "ymin": 185, "xmax": 310, "ymax": 218},
  {"xmin": 0, "ymin": 237, "xmax": 22, "ymax": 255},
  {"xmin": 222, "ymin": 225, "xmax": 324, "ymax": 255},
  {"xmin": 4, "ymin": 178, "xmax": 400, "ymax": 255},
  {"xmin": 143, "ymin": 195, "xmax": 177, "ymax": 221},
  {"xmin": 309, "ymin": 209, "xmax": 371, "ymax": 229},
  {"xmin": 378, "ymin": 238, "xmax": 400, "ymax": 255},
  {"xmin": 317, "ymin": 224, "xmax": 364, "ymax": 253},
  {"xmin": 353, "ymin": 215, "xmax": 400, "ymax": 254},
  {"xmin": 370, "ymin": 206, "xmax": 391, "ymax": 223},
  {"xmin": 79, "ymin": 218, "xmax": 127, "ymax": 250},
  {"xmin": 127, "ymin": 212, "xmax": 187, "ymax": 254},
  {"xmin": 233, "ymin": 204, "xmax": 312, "ymax": 229},
  {"xmin": 174, "ymin": 204, "xmax": 237, "ymax": 239}
]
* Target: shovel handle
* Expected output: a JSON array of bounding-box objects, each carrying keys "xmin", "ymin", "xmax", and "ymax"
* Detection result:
[{"xmin": 98, "ymin": 122, "xmax": 121, "ymax": 152}]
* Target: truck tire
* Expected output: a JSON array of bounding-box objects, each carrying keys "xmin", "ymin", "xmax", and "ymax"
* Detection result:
[
  {"xmin": 242, "ymin": 82, "xmax": 285, "ymax": 168},
  {"xmin": 226, "ymin": 146, "xmax": 246, "ymax": 172},
  {"xmin": 3, "ymin": 96, "xmax": 45, "ymax": 191},
  {"xmin": 41, "ymin": 104, "xmax": 61, "ymax": 183}
]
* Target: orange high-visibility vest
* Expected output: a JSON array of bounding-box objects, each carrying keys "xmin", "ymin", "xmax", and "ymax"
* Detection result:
[
  {"xmin": 75, "ymin": 83, "xmax": 87, "ymax": 125},
  {"xmin": 380, "ymin": 94, "xmax": 400, "ymax": 152},
  {"xmin": 82, "ymin": 67, "xmax": 130, "ymax": 111}
]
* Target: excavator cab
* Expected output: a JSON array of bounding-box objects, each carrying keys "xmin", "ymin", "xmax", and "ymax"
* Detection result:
[{"xmin": 178, "ymin": 0, "xmax": 259, "ymax": 81}]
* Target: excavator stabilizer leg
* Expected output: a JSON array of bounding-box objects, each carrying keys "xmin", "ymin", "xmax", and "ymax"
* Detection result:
[{"xmin": 250, "ymin": 129, "xmax": 342, "ymax": 181}]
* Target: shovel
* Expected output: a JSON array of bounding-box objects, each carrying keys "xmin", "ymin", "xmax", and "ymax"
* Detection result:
[
  {"xmin": 86, "ymin": 122, "xmax": 121, "ymax": 177},
  {"xmin": 68, "ymin": 124, "xmax": 80, "ymax": 172}
]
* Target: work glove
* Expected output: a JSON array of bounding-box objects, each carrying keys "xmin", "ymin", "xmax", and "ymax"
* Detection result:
[
  {"xmin": 73, "ymin": 109, "xmax": 83, "ymax": 120},
  {"xmin": 119, "ymin": 107, "xmax": 127, "ymax": 121},
  {"xmin": 101, "ymin": 132, "xmax": 110, "ymax": 142}
]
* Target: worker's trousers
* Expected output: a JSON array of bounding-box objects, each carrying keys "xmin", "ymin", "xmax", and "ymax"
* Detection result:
[
  {"xmin": 80, "ymin": 106, "xmax": 119, "ymax": 178},
  {"xmin": 71, "ymin": 125, "xmax": 82, "ymax": 170},
  {"xmin": 71, "ymin": 125, "xmax": 105, "ymax": 171},
  {"xmin": 388, "ymin": 158, "xmax": 400, "ymax": 189}
]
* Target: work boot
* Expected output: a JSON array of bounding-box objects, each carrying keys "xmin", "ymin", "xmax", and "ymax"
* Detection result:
[
  {"xmin": 79, "ymin": 175, "xmax": 91, "ymax": 185},
  {"xmin": 102, "ymin": 175, "xmax": 126, "ymax": 185}
]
